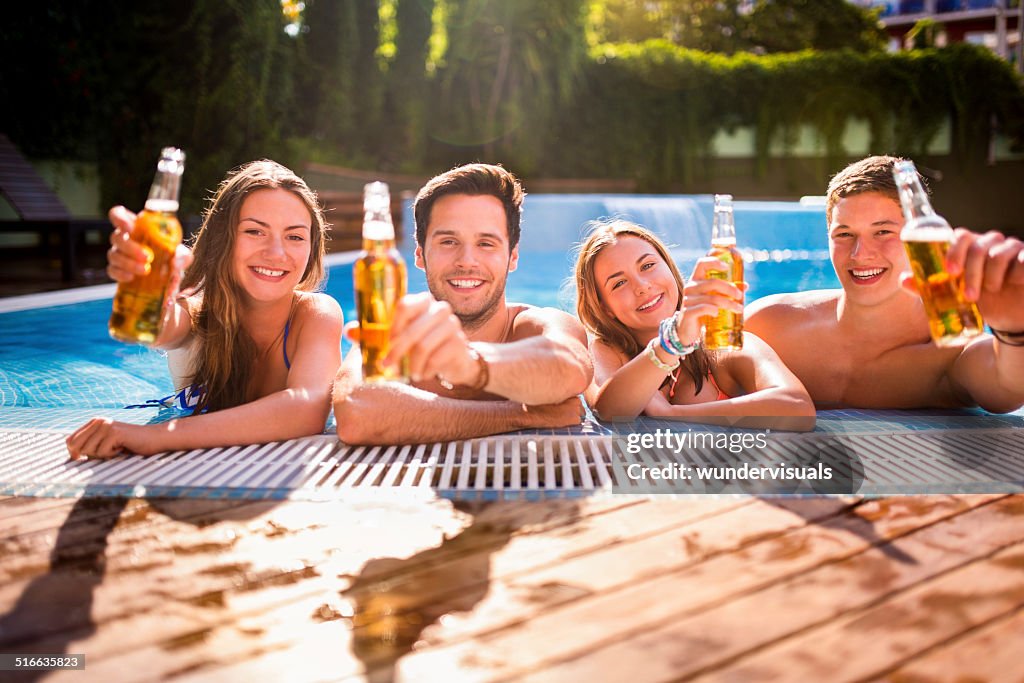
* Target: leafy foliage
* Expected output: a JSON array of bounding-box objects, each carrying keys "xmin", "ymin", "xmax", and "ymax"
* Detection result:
[
  {"xmin": 432, "ymin": 0, "xmax": 588, "ymax": 174},
  {"xmin": 540, "ymin": 41, "xmax": 1024, "ymax": 188},
  {"xmin": 2, "ymin": 0, "xmax": 1020, "ymax": 210},
  {"xmin": 585, "ymin": 0, "xmax": 887, "ymax": 54}
]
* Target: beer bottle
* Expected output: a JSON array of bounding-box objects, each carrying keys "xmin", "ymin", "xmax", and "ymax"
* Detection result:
[
  {"xmin": 354, "ymin": 181, "xmax": 409, "ymax": 382},
  {"xmin": 893, "ymin": 160, "xmax": 983, "ymax": 347},
  {"xmin": 109, "ymin": 147, "xmax": 185, "ymax": 345},
  {"xmin": 703, "ymin": 193, "xmax": 744, "ymax": 350}
]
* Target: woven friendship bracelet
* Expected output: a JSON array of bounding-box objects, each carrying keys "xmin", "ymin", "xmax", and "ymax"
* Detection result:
[
  {"xmin": 658, "ymin": 316, "xmax": 680, "ymax": 355},
  {"xmin": 660, "ymin": 313, "xmax": 698, "ymax": 357},
  {"xmin": 646, "ymin": 338, "xmax": 681, "ymax": 374}
]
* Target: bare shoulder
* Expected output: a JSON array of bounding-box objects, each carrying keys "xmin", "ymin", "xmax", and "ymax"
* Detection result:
[
  {"xmin": 590, "ymin": 336, "xmax": 629, "ymax": 367},
  {"xmin": 747, "ymin": 289, "xmax": 839, "ymax": 316},
  {"xmin": 295, "ymin": 291, "xmax": 344, "ymax": 326},
  {"xmin": 746, "ymin": 289, "xmax": 839, "ymax": 330},
  {"xmin": 510, "ymin": 304, "xmax": 586, "ymax": 342}
]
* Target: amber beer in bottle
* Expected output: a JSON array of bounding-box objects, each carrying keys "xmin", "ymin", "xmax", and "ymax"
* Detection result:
[
  {"xmin": 703, "ymin": 194, "xmax": 744, "ymax": 350},
  {"xmin": 354, "ymin": 181, "xmax": 409, "ymax": 382},
  {"xmin": 109, "ymin": 147, "xmax": 185, "ymax": 344},
  {"xmin": 893, "ymin": 160, "xmax": 983, "ymax": 347}
]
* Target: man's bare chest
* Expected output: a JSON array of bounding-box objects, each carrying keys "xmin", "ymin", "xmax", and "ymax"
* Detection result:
[{"xmin": 787, "ymin": 334, "xmax": 959, "ymax": 408}]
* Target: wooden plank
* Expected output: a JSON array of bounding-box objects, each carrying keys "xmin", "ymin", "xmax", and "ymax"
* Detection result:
[
  {"xmin": 0, "ymin": 496, "xmax": 260, "ymax": 542},
  {"xmin": 882, "ymin": 605, "xmax": 1024, "ymax": 683},
  {"xmin": 0, "ymin": 496, "xmax": 81, "ymax": 535},
  {"xmin": 139, "ymin": 498, "xmax": 852, "ymax": 682},
  {"xmin": 0, "ymin": 497, "xmax": 466, "ymax": 622},
  {"xmin": 383, "ymin": 495, "xmax": 1004, "ymax": 682},
  {"xmin": 0, "ymin": 497, "xmax": 633, "ymax": 670},
  {"xmin": 10, "ymin": 498, "xmax": 740, "ymax": 681},
  {"xmin": 485, "ymin": 495, "xmax": 1023, "ymax": 683},
  {"xmin": 45, "ymin": 603, "xmax": 361, "ymax": 683},
  {"xmin": 687, "ymin": 541, "xmax": 1024, "ymax": 682},
  {"xmin": 0, "ymin": 499, "xmax": 278, "ymax": 586}
]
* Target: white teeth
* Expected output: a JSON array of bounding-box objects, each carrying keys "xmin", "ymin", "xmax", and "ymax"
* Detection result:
[
  {"xmin": 851, "ymin": 268, "xmax": 884, "ymax": 278},
  {"xmin": 253, "ymin": 266, "xmax": 285, "ymax": 277},
  {"xmin": 637, "ymin": 293, "xmax": 662, "ymax": 311},
  {"xmin": 450, "ymin": 279, "xmax": 483, "ymax": 288}
]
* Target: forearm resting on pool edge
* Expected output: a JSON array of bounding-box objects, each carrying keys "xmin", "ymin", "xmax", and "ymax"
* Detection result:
[
  {"xmin": 333, "ymin": 380, "xmax": 581, "ymax": 445},
  {"xmin": 472, "ymin": 334, "xmax": 593, "ymax": 405}
]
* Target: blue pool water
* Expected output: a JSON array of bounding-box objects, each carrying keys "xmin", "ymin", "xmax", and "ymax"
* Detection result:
[{"xmin": 0, "ymin": 195, "xmax": 838, "ymax": 411}]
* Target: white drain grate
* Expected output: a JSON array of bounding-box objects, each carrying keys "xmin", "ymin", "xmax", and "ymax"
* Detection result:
[
  {"xmin": 0, "ymin": 432, "xmax": 617, "ymax": 500},
  {"xmin": 1, "ymin": 427, "xmax": 1022, "ymax": 499}
]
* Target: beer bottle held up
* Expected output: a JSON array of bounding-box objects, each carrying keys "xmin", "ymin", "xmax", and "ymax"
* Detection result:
[
  {"xmin": 893, "ymin": 160, "xmax": 983, "ymax": 347},
  {"xmin": 703, "ymin": 193, "xmax": 744, "ymax": 350},
  {"xmin": 354, "ymin": 181, "xmax": 409, "ymax": 382},
  {"xmin": 109, "ymin": 147, "xmax": 185, "ymax": 345}
]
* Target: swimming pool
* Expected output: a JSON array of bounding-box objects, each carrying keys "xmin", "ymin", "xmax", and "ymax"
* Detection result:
[{"xmin": 0, "ymin": 195, "xmax": 838, "ymax": 413}]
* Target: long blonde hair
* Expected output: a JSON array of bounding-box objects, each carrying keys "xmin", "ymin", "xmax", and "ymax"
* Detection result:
[
  {"xmin": 575, "ymin": 220, "xmax": 711, "ymax": 394},
  {"xmin": 180, "ymin": 159, "xmax": 327, "ymax": 412}
]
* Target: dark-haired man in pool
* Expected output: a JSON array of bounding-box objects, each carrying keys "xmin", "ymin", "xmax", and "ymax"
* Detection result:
[
  {"xmin": 746, "ymin": 155, "xmax": 1024, "ymax": 412},
  {"xmin": 332, "ymin": 163, "xmax": 593, "ymax": 445}
]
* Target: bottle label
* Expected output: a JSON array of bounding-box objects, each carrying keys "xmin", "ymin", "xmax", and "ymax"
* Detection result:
[
  {"xmin": 145, "ymin": 198, "xmax": 180, "ymax": 213},
  {"xmin": 363, "ymin": 219, "xmax": 395, "ymax": 241},
  {"xmin": 901, "ymin": 224, "xmax": 953, "ymax": 243}
]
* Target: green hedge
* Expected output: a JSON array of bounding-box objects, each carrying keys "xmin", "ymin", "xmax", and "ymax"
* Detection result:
[{"xmin": 533, "ymin": 41, "xmax": 1024, "ymax": 188}]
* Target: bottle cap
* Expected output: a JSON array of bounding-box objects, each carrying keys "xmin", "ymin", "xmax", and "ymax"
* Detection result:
[{"xmin": 156, "ymin": 147, "xmax": 186, "ymax": 176}]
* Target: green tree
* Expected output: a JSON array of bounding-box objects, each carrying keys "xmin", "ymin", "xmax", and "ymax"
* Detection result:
[
  {"xmin": 587, "ymin": 0, "xmax": 746, "ymax": 50},
  {"xmin": 587, "ymin": 0, "xmax": 666, "ymax": 45},
  {"xmin": 1, "ymin": 0, "xmax": 301, "ymax": 215},
  {"xmin": 298, "ymin": 0, "xmax": 362, "ymax": 148},
  {"xmin": 294, "ymin": 0, "xmax": 385, "ymax": 166},
  {"xmin": 672, "ymin": 0, "xmax": 750, "ymax": 53},
  {"xmin": 384, "ymin": 0, "xmax": 436, "ymax": 169},
  {"xmin": 587, "ymin": 0, "xmax": 886, "ymax": 54},
  {"xmin": 162, "ymin": 0, "xmax": 300, "ymax": 212},
  {"xmin": 746, "ymin": 0, "xmax": 886, "ymax": 53},
  {"xmin": 437, "ymin": 0, "xmax": 588, "ymax": 171}
]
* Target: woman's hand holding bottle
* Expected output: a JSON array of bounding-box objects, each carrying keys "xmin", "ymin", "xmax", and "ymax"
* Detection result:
[
  {"xmin": 106, "ymin": 205, "xmax": 193, "ymax": 290},
  {"xmin": 676, "ymin": 256, "xmax": 745, "ymax": 346}
]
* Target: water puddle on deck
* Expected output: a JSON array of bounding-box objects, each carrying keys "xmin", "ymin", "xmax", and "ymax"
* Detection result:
[{"xmin": 338, "ymin": 500, "xmax": 583, "ymax": 679}]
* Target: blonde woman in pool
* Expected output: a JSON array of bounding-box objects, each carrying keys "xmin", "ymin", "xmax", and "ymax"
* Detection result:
[
  {"xmin": 574, "ymin": 220, "xmax": 815, "ymax": 431},
  {"xmin": 67, "ymin": 160, "xmax": 343, "ymax": 459}
]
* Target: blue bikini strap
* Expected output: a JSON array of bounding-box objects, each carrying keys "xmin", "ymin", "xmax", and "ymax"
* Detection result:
[{"xmin": 283, "ymin": 318, "xmax": 291, "ymax": 370}]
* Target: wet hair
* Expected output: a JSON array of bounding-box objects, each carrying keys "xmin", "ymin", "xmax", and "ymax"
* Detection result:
[
  {"xmin": 180, "ymin": 159, "xmax": 327, "ymax": 412},
  {"xmin": 826, "ymin": 155, "xmax": 928, "ymax": 224},
  {"xmin": 574, "ymin": 219, "xmax": 712, "ymax": 396},
  {"xmin": 413, "ymin": 163, "xmax": 524, "ymax": 250}
]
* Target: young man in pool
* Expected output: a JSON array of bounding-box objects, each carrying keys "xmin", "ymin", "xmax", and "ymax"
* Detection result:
[
  {"xmin": 746, "ymin": 155, "xmax": 1024, "ymax": 412},
  {"xmin": 333, "ymin": 163, "xmax": 593, "ymax": 444}
]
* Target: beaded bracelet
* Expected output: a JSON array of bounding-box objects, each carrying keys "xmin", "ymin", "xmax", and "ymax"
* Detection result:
[
  {"xmin": 658, "ymin": 316, "xmax": 679, "ymax": 355},
  {"xmin": 991, "ymin": 328, "xmax": 1024, "ymax": 347},
  {"xmin": 659, "ymin": 312, "xmax": 698, "ymax": 357},
  {"xmin": 646, "ymin": 338, "xmax": 681, "ymax": 374}
]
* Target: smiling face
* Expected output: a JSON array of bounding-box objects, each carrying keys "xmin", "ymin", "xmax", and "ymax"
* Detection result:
[
  {"xmin": 592, "ymin": 234, "xmax": 680, "ymax": 338},
  {"xmin": 828, "ymin": 191, "xmax": 911, "ymax": 307},
  {"xmin": 231, "ymin": 188, "xmax": 313, "ymax": 305},
  {"xmin": 414, "ymin": 193, "xmax": 518, "ymax": 327}
]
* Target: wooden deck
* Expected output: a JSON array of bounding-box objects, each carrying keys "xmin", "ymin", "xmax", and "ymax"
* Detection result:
[{"xmin": 1, "ymin": 492, "xmax": 1022, "ymax": 682}]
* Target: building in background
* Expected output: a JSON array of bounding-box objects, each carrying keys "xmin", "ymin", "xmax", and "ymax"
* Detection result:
[{"xmin": 851, "ymin": 0, "xmax": 1023, "ymax": 71}]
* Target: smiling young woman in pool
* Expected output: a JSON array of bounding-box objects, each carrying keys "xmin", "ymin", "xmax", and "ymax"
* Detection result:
[
  {"xmin": 67, "ymin": 159, "xmax": 343, "ymax": 459},
  {"xmin": 574, "ymin": 220, "xmax": 815, "ymax": 431}
]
